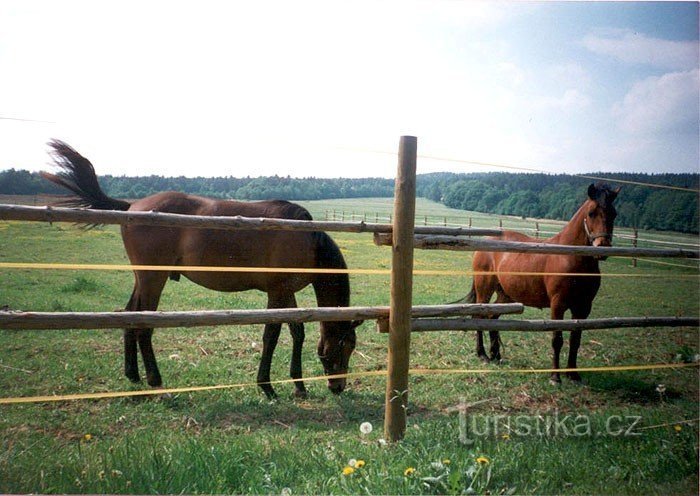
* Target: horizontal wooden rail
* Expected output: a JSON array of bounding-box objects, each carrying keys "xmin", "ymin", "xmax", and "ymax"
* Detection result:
[
  {"xmin": 0, "ymin": 303, "xmax": 524, "ymax": 330},
  {"xmin": 373, "ymin": 234, "xmax": 700, "ymax": 259},
  {"xmin": 0, "ymin": 204, "xmax": 501, "ymax": 237},
  {"xmin": 408, "ymin": 316, "xmax": 700, "ymax": 332}
]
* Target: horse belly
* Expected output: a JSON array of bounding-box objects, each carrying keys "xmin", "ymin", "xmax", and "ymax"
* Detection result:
[{"xmin": 495, "ymin": 254, "xmax": 551, "ymax": 309}]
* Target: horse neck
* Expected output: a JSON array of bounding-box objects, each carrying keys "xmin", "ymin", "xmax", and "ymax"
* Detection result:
[{"xmin": 550, "ymin": 202, "xmax": 590, "ymax": 246}]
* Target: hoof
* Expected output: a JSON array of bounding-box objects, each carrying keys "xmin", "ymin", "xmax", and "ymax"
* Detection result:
[
  {"xmin": 125, "ymin": 373, "xmax": 141, "ymax": 383},
  {"xmin": 146, "ymin": 375, "xmax": 163, "ymax": 388},
  {"xmin": 478, "ymin": 354, "xmax": 490, "ymax": 364},
  {"xmin": 260, "ymin": 385, "xmax": 278, "ymax": 400},
  {"xmin": 566, "ymin": 372, "xmax": 583, "ymax": 384},
  {"xmin": 293, "ymin": 389, "xmax": 308, "ymax": 400}
]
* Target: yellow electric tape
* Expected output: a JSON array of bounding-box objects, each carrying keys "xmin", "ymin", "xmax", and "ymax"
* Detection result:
[
  {"xmin": 0, "ymin": 362, "xmax": 696, "ymax": 405},
  {"xmin": 0, "ymin": 262, "xmax": 697, "ymax": 279}
]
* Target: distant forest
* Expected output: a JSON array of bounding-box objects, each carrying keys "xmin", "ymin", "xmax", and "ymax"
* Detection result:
[{"xmin": 1, "ymin": 168, "xmax": 698, "ymax": 233}]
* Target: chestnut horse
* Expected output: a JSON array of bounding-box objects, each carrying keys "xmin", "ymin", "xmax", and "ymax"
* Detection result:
[
  {"xmin": 42, "ymin": 140, "xmax": 362, "ymax": 398},
  {"xmin": 465, "ymin": 183, "xmax": 620, "ymax": 383}
]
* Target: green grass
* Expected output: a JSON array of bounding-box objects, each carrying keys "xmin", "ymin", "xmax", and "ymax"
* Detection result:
[{"xmin": 0, "ymin": 199, "xmax": 698, "ymax": 494}]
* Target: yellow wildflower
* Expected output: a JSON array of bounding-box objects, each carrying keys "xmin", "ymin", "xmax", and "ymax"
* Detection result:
[
  {"xmin": 476, "ymin": 456, "xmax": 490, "ymax": 465},
  {"xmin": 442, "ymin": 458, "xmax": 451, "ymax": 465},
  {"xmin": 502, "ymin": 433, "xmax": 511, "ymax": 440},
  {"xmin": 342, "ymin": 466, "xmax": 355, "ymax": 476},
  {"xmin": 404, "ymin": 467, "xmax": 416, "ymax": 476},
  {"xmin": 83, "ymin": 434, "xmax": 92, "ymax": 442},
  {"xmin": 674, "ymin": 425, "xmax": 682, "ymax": 433},
  {"xmin": 355, "ymin": 460, "xmax": 366, "ymax": 468}
]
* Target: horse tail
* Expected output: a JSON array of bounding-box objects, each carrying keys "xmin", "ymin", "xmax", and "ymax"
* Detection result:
[
  {"xmin": 311, "ymin": 231, "xmax": 350, "ymax": 308},
  {"xmin": 448, "ymin": 281, "xmax": 477, "ymax": 305},
  {"xmin": 41, "ymin": 140, "xmax": 131, "ymax": 211}
]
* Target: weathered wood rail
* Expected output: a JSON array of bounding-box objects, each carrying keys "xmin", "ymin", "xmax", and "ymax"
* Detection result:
[
  {"xmin": 0, "ymin": 204, "xmax": 501, "ymax": 237},
  {"xmin": 408, "ymin": 316, "xmax": 700, "ymax": 333},
  {"xmin": 0, "ymin": 303, "xmax": 524, "ymax": 330},
  {"xmin": 373, "ymin": 233, "xmax": 700, "ymax": 259}
]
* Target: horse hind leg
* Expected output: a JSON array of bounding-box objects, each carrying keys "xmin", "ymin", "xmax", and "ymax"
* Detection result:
[
  {"xmin": 487, "ymin": 286, "xmax": 513, "ymax": 363},
  {"xmin": 125, "ymin": 271, "xmax": 168, "ymax": 387},
  {"xmin": 124, "ymin": 289, "xmax": 140, "ymax": 383},
  {"xmin": 469, "ymin": 277, "xmax": 497, "ymax": 363}
]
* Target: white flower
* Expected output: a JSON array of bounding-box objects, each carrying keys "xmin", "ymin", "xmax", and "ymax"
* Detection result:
[
  {"xmin": 378, "ymin": 438, "xmax": 387, "ymax": 446},
  {"xmin": 360, "ymin": 422, "xmax": 373, "ymax": 435},
  {"xmin": 655, "ymin": 384, "xmax": 666, "ymax": 394},
  {"xmin": 348, "ymin": 458, "xmax": 357, "ymax": 468},
  {"xmin": 281, "ymin": 488, "xmax": 292, "ymax": 496}
]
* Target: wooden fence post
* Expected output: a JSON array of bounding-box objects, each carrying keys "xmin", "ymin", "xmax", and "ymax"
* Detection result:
[
  {"xmin": 632, "ymin": 228, "xmax": 638, "ymax": 267},
  {"xmin": 384, "ymin": 135, "xmax": 417, "ymax": 442}
]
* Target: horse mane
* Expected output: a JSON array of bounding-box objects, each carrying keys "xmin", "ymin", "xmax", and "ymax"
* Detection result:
[{"xmin": 312, "ymin": 231, "xmax": 350, "ymax": 307}]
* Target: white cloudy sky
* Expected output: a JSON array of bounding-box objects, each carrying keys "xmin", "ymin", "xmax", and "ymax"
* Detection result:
[{"xmin": 0, "ymin": 0, "xmax": 698, "ymax": 178}]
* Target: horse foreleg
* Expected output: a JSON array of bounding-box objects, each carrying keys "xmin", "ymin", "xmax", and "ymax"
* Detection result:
[
  {"xmin": 566, "ymin": 330, "xmax": 583, "ymax": 382},
  {"xmin": 549, "ymin": 302, "xmax": 566, "ymax": 385},
  {"xmin": 257, "ymin": 323, "xmax": 282, "ymax": 399},
  {"xmin": 289, "ymin": 322, "xmax": 307, "ymax": 398}
]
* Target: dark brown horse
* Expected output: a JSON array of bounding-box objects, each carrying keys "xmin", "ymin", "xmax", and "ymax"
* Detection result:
[
  {"xmin": 465, "ymin": 183, "xmax": 620, "ymax": 383},
  {"xmin": 42, "ymin": 140, "xmax": 362, "ymax": 398}
]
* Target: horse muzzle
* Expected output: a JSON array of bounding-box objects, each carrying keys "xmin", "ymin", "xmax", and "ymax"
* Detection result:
[{"xmin": 328, "ymin": 376, "xmax": 347, "ymax": 394}]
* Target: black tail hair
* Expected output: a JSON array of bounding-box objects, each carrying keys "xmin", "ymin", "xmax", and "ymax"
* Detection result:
[
  {"xmin": 449, "ymin": 282, "xmax": 476, "ymax": 305},
  {"xmin": 41, "ymin": 140, "xmax": 130, "ymax": 211}
]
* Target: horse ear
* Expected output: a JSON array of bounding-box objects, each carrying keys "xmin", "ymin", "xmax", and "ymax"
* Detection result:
[
  {"xmin": 587, "ymin": 183, "xmax": 597, "ymax": 200},
  {"xmin": 611, "ymin": 186, "xmax": 621, "ymax": 200}
]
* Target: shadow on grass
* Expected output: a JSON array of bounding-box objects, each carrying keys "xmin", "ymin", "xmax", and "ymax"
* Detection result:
[{"xmin": 584, "ymin": 372, "xmax": 682, "ymax": 404}]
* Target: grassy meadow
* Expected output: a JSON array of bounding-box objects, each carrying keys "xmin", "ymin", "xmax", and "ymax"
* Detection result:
[{"xmin": 0, "ymin": 197, "xmax": 698, "ymax": 494}]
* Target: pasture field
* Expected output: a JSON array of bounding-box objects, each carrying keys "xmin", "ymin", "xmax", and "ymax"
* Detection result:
[{"xmin": 0, "ymin": 197, "xmax": 699, "ymax": 494}]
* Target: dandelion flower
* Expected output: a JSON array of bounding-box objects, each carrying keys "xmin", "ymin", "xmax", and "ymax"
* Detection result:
[
  {"xmin": 342, "ymin": 466, "xmax": 355, "ymax": 476},
  {"xmin": 674, "ymin": 425, "xmax": 682, "ymax": 432},
  {"xmin": 83, "ymin": 434, "xmax": 92, "ymax": 442},
  {"xmin": 502, "ymin": 433, "xmax": 511, "ymax": 440},
  {"xmin": 404, "ymin": 467, "xmax": 416, "ymax": 476},
  {"xmin": 348, "ymin": 458, "xmax": 357, "ymax": 468},
  {"xmin": 476, "ymin": 456, "xmax": 490, "ymax": 465},
  {"xmin": 98, "ymin": 470, "xmax": 106, "ymax": 481},
  {"xmin": 355, "ymin": 460, "xmax": 366, "ymax": 468},
  {"xmin": 360, "ymin": 421, "xmax": 373, "ymax": 435},
  {"xmin": 442, "ymin": 458, "xmax": 451, "ymax": 465}
]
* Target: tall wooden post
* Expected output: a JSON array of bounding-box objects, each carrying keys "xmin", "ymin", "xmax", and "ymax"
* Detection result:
[{"xmin": 384, "ymin": 136, "xmax": 417, "ymax": 442}]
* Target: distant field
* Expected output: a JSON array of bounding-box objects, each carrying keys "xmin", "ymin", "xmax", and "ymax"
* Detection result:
[{"xmin": 1, "ymin": 195, "xmax": 698, "ymax": 494}]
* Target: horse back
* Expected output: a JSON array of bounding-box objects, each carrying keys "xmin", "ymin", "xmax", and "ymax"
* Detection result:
[{"xmin": 121, "ymin": 193, "xmax": 317, "ymax": 293}]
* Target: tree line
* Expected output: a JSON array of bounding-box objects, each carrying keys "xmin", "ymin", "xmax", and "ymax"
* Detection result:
[
  {"xmin": 1, "ymin": 168, "xmax": 697, "ymax": 233},
  {"xmin": 417, "ymin": 172, "xmax": 699, "ymax": 234}
]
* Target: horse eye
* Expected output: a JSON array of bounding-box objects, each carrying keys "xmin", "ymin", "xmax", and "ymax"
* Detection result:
[{"xmin": 588, "ymin": 211, "xmax": 595, "ymax": 218}]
